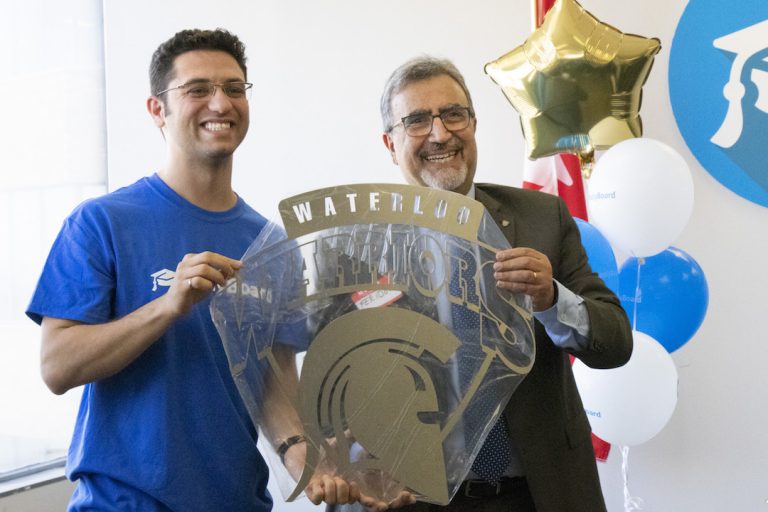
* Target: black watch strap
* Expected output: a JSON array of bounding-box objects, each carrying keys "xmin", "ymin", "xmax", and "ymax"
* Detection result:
[{"xmin": 277, "ymin": 434, "xmax": 306, "ymax": 464}]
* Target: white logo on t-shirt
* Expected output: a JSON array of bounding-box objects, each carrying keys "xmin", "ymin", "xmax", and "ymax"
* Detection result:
[{"xmin": 150, "ymin": 269, "xmax": 176, "ymax": 291}]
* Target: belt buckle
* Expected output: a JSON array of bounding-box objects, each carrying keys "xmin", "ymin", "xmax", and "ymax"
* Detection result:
[{"xmin": 463, "ymin": 480, "xmax": 500, "ymax": 498}]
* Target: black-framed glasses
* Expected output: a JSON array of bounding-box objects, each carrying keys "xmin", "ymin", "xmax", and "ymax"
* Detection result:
[
  {"xmin": 391, "ymin": 106, "xmax": 474, "ymax": 136},
  {"xmin": 156, "ymin": 81, "xmax": 253, "ymax": 100}
]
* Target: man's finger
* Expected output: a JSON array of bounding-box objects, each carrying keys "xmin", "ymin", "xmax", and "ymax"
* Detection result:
[
  {"xmin": 305, "ymin": 479, "xmax": 324, "ymax": 505},
  {"xmin": 321, "ymin": 475, "xmax": 338, "ymax": 504},
  {"xmin": 331, "ymin": 476, "xmax": 350, "ymax": 503}
]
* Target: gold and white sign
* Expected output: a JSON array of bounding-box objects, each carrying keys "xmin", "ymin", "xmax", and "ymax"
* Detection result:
[{"xmin": 211, "ymin": 184, "xmax": 535, "ymax": 505}]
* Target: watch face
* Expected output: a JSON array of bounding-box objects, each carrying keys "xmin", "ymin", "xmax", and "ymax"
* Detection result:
[{"xmin": 669, "ymin": 0, "xmax": 768, "ymax": 208}]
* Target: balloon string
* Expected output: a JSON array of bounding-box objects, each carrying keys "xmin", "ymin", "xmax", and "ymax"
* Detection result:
[
  {"xmin": 632, "ymin": 258, "xmax": 644, "ymax": 330},
  {"xmin": 622, "ymin": 445, "xmax": 645, "ymax": 511}
]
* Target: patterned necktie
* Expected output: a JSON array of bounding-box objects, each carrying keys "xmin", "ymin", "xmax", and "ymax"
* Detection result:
[
  {"xmin": 470, "ymin": 415, "xmax": 512, "ymax": 482},
  {"xmin": 449, "ymin": 246, "xmax": 512, "ymax": 482}
]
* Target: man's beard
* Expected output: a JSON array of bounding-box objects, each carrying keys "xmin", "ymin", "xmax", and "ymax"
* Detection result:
[{"xmin": 420, "ymin": 164, "xmax": 468, "ymax": 192}]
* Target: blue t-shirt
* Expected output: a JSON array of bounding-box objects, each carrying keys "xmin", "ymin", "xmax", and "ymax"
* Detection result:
[{"xmin": 27, "ymin": 174, "xmax": 273, "ymax": 511}]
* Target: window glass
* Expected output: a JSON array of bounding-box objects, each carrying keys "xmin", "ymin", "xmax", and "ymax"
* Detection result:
[{"xmin": 0, "ymin": 0, "xmax": 106, "ymax": 473}]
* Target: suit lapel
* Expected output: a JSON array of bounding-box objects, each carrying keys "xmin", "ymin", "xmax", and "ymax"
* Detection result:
[{"xmin": 475, "ymin": 185, "xmax": 517, "ymax": 247}]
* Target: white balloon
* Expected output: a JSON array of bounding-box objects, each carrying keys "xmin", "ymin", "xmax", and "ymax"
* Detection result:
[
  {"xmin": 587, "ymin": 138, "xmax": 694, "ymax": 257},
  {"xmin": 573, "ymin": 331, "xmax": 678, "ymax": 446}
]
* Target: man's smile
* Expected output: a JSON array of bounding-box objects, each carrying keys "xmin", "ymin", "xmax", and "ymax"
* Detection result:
[
  {"xmin": 203, "ymin": 121, "xmax": 233, "ymax": 132},
  {"xmin": 424, "ymin": 150, "xmax": 458, "ymax": 162},
  {"xmin": 421, "ymin": 145, "xmax": 463, "ymax": 164}
]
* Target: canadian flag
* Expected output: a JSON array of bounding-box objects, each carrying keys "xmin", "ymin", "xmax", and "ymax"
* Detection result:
[
  {"xmin": 522, "ymin": 153, "xmax": 588, "ymax": 221},
  {"xmin": 530, "ymin": 0, "xmax": 610, "ymax": 463}
]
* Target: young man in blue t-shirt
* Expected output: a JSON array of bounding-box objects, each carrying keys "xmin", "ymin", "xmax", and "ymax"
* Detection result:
[{"xmin": 26, "ymin": 28, "xmax": 367, "ymax": 512}]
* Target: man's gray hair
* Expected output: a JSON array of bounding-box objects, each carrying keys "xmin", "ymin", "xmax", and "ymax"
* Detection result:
[{"xmin": 380, "ymin": 56, "xmax": 475, "ymax": 132}]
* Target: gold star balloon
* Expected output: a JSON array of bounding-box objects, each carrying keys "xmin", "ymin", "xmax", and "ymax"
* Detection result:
[{"xmin": 485, "ymin": 0, "xmax": 661, "ymax": 177}]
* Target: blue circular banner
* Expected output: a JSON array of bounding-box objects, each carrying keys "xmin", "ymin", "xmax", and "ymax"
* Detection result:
[{"xmin": 669, "ymin": 1, "xmax": 768, "ymax": 208}]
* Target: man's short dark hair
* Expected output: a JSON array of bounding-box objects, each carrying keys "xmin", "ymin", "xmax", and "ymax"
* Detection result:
[
  {"xmin": 380, "ymin": 56, "xmax": 475, "ymax": 133},
  {"xmin": 149, "ymin": 28, "xmax": 247, "ymax": 97}
]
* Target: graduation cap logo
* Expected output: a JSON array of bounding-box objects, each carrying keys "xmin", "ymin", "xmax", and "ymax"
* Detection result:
[
  {"xmin": 669, "ymin": 2, "xmax": 768, "ymax": 208},
  {"xmin": 150, "ymin": 269, "xmax": 176, "ymax": 291},
  {"xmin": 711, "ymin": 19, "xmax": 768, "ymax": 148}
]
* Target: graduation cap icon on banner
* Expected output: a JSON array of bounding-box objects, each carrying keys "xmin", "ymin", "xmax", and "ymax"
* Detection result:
[{"xmin": 711, "ymin": 19, "xmax": 768, "ymax": 148}]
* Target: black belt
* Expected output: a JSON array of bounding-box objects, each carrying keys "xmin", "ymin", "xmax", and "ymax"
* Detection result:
[{"xmin": 459, "ymin": 476, "xmax": 528, "ymax": 498}]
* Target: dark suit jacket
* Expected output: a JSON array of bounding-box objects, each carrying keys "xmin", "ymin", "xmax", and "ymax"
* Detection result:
[{"xmin": 476, "ymin": 183, "xmax": 632, "ymax": 512}]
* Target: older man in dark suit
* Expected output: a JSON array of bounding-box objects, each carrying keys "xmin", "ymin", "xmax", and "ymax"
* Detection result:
[{"xmin": 329, "ymin": 56, "xmax": 632, "ymax": 512}]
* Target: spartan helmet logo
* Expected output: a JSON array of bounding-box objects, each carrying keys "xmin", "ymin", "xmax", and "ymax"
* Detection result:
[{"xmin": 288, "ymin": 307, "xmax": 461, "ymax": 504}]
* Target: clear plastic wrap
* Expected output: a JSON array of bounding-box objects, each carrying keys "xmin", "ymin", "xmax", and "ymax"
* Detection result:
[{"xmin": 210, "ymin": 184, "xmax": 535, "ymax": 505}]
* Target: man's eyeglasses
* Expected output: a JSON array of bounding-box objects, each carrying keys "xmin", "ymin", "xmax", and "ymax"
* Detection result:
[
  {"xmin": 391, "ymin": 106, "xmax": 474, "ymax": 137},
  {"xmin": 156, "ymin": 81, "xmax": 253, "ymax": 100}
]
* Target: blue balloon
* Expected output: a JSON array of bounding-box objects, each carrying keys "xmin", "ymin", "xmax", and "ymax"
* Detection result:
[
  {"xmin": 619, "ymin": 247, "xmax": 708, "ymax": 353},
  {"xmin": 575, "ymin": 218, "xmax": 619, "ymax": 294}
]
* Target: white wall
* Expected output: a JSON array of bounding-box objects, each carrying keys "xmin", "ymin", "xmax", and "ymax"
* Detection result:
[
  {"xmin": 103, "ymin": 1, "xmax": 768, "ymax": 511},
  {"xmin": 103, "ymin": 0, "xmax": 527, "ymax": 211}
]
